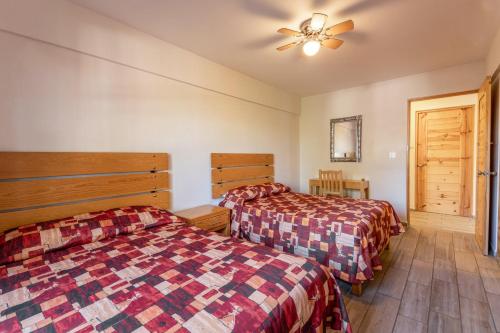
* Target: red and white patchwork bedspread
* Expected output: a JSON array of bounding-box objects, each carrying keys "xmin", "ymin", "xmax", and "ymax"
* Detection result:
[
  {"xmin": 220, "ymin": 184, "xmax": 404, "ymax": 284},
  {"xmin": 0, "ymin": 206, "xmax": 350, "ymax": 332}
]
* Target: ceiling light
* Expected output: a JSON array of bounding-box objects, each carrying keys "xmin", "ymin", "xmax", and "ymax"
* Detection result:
[
  {"xmin": 310, "ymin": 13, "xmax": 327, "ymax": 31},
  {"xmin": 303, "ymin": 40, "xmax": 321, "ymax": 56}
]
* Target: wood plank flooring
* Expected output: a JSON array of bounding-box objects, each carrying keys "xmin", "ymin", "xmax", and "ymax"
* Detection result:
[
  {"xmin": 410, "ymin": 210, "xmax": 475, "ymax": 234},
  {"xmin": 331, "ymin": 225, "xmax": 500, "ymax": 333}
]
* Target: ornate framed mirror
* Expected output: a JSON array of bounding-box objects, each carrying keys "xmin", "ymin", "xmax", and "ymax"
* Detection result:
[{"xmin": 330, "ymin": 115, "xmax": 362, "ymax": 162}]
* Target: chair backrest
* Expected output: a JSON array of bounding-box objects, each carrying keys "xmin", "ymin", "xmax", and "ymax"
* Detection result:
[{"xmin": 319, "ymin": 170, "xmax": 344, "ymax": 196}]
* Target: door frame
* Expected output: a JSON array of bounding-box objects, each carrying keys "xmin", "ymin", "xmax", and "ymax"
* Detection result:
[{"xmin": 406, "ymin": 89, "xmax": 478, "ymax": 225}]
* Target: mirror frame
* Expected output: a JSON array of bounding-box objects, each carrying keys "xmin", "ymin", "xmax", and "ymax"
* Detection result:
[{"xmin": 330, "ymin": 115, "xmax": 362, "ymax": 162}]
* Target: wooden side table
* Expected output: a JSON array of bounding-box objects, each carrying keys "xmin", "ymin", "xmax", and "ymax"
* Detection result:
[{"xmin": 175, "ymin": 205, "xmax": 230, "ymax": 236}]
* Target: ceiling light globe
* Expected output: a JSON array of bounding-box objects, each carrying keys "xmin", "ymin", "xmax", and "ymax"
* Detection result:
[{"xmin": 303, "ymin": 40, "xmax": 321, "ymax": 56}]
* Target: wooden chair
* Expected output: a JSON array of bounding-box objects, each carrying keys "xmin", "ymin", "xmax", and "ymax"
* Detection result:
[{"xmin": 319, "ymin": 170, "xmax": 344, "ymax": 197}]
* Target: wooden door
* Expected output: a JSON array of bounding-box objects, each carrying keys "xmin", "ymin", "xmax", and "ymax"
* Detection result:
[
  {"xmin": 476, "ymin": 77, "xmax": 492, "ymax": 255},
  {"xmin": 416, "ymin": 106, "xmax": 473, "ymax": 216}
]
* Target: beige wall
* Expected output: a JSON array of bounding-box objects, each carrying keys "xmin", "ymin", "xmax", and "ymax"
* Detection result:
[
  {"xmin": 300, "ymin": 62, "xmax": 486, "ymax": 220},
  {"xmin": 1, "ymin": 0, "xmax": 496, "ymax": 222},
  {"xmin": 408, "ymin": 94, "xmax": 478, "ymax": 215},
  {"xmin": 0, "ymin": 0, "xmax": 299, "ymax": 114},
  {"xmin": 0, "ymin": 0, "xmax": 301, "ymax": 210},
  {"xmin": 487, "ymin": 27, "xmax": 500, "ymax": 75}
]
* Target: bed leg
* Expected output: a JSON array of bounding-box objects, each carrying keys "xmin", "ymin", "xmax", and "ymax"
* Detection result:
[{"xmin": 351, "ymin": 283, "xmax": 363, "ymax": 296}]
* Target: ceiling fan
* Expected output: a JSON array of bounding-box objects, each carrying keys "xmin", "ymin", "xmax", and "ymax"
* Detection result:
[{"xmin": 276, "ymin": 13, "xmax": 354, "ymax": 56}]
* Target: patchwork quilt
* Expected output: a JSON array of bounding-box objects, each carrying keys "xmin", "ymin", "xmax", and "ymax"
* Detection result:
[
  {"xmin": 220, "ymin": 183, "xmax": 404, "ymax": 284},
  {"xmin": 0, "ymin": 206, "xmax": 350, "ymax": 332}
]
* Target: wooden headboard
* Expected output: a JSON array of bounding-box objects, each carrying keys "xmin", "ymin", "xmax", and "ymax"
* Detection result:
[
  {"xmin": 0, "ymin": 152, "xmax": 170, "ymax": 233},
  {"xmin": 211, "ymin": 153, "xmax": 274, "ymax": 198}
]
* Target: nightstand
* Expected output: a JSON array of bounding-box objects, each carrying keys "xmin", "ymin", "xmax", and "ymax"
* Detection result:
[{"xmin": 175, "ymin": 205, "xmax": 230, "ymax": 236}]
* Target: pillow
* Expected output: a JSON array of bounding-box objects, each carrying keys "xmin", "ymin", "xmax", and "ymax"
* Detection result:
[
  {"xmin": 223, "ymin": 183, "xmax": 290, "ymax": 200},
  {"xmin": 219, "ymin": 183, "xmax": 291, "ymax": 216},
  {"xmin": 224, "ymin": 185, "xmax": 261, "ymax": 200},
  {"xmin": 254, "ymin": 183, "xmax": 291, "ymax": 197},
  {"xmin": 0, "ymin": 206, "xmax": 180, "ymax": 266}
]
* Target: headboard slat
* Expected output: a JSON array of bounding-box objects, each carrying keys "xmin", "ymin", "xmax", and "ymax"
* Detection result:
[
  {"xmin": 211, "ymin": 153, "xmax": 273, "ymax": 168},
  {"xmin": 212, "ymin": 178, "xmax": 275, "ymax": 198},
  {"xmin": 0, "ymin": 173, "xmax": 169, "ymax": 211},
  {"xmin": 0, "ymin": 152, "xmax": 171, "ymax": 233},
  {"xmin": 0, "ymin": 191, "xmax": 170, "ymax": 234},
  {"xmin": 0, "ymin": 152, "xmax": 168, "ymax": 179},
  {"xmin": 211, "ymin": 153, "xmax": 274, "ymax": 198},
  {"xmin": 211, "ymin": 166, "xmax": 274, "ymax": 183}
]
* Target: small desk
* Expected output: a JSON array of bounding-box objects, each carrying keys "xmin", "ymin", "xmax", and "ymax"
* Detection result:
[{"xmin": 309, "ymin": 178, "xmax": 369, "ymax": 199}]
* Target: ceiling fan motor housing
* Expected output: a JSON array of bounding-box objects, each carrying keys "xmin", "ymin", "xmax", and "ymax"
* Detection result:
[{"xmin": 300, "ymin": 18, "xmax": 319, "ymax": 36}]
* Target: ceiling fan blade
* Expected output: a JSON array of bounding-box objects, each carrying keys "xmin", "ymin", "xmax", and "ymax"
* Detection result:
[
  {"xmin": 276, "ymin": 42, "xmax": 298, "ymax": 51},
  {"xmin": 325, "ymin": 20, "xmax": 354, "ymax": 36},
  {"xmin": 277, "ymin": 28, "xmax": 303, "ymax": 37},
  {"xmin": 322, "ymin": 38, "xmax": 344, "ymax": 49}
]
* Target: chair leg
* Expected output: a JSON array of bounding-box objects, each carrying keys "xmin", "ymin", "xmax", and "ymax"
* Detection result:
[{"xmin": 351, "ymin": 283, "xmax": 363, "ymax": 296}]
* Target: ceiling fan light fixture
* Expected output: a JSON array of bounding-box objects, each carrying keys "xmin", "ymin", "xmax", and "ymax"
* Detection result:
[
  {"xmin": 276, "ymin": 16, "xmax": 353, "ymax": 55},
  {"xmin": 310, "ymin": 13, "xmax": 327, "ymax": 31},
  {"xmin": 303, "ymin": 40, "xmax": 321, "ymax": 56}
]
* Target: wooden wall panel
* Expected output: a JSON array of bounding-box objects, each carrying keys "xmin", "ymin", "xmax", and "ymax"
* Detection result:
[
  {"xmin": 0, "ymin": 191, "xmax": 170, "ymax": 234},
  {"xmin": 0, "ymin": 152, "xmax": 168, "ymax": 179},
  {"xmin": 211, "ymin": 153, "xmax": 273, "ymax": 168},
  {"xmin": 0, "ymin": 173, "xmax": 169, "ymax": 210},
  {"xmin": 212, "ymin": 166, "xmax": 274, "ymax": 183}
]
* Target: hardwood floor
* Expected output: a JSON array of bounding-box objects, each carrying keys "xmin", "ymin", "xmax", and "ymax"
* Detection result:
[
  {"xmin": 410, "ymin": 210, "xmax": 475, "ymax": 234},
  {"xmin": 332, "ymin": 225, "xmax": 500, "ymax": 333}
]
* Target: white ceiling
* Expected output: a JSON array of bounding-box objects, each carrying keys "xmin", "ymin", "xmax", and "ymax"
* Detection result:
[{"xmin": 71, "ymin": 0, "xmax": 500, "ymax": 96}]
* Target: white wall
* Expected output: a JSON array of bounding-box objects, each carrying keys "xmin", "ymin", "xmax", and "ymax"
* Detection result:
[
  {"xmin": 0, "ymin": 0, "xmax": 301, "ymax": 210},
  {"xmin": 300, "ymin": 62, "xmax": 486, "ymax": 220},
  {"xmin": 408, "ymin": 94, "xmax": 478, "ymax": 214}
]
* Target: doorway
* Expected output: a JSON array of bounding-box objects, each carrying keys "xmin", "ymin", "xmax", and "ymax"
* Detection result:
[{"xmin": 408, "ymin": 92, "xmax": 478, "ymax": 233}]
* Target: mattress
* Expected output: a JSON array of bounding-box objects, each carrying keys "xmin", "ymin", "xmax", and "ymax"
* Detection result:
[
  {"xmin": 220, "ymin": 183, "xmax": 404, "ymax": 284},
  {"xmin": 0, "ymin": 206, "xmax": 350, "ymax": 332}
]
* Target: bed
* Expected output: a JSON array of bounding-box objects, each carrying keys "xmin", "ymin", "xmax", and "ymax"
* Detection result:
[
  {"xmin": 211, "ymin": 153, "xmax": 404, "ymax": 295},
  {"xmin": 0, "ymin": 152, "xmax": 350, "ymax": 332}
]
